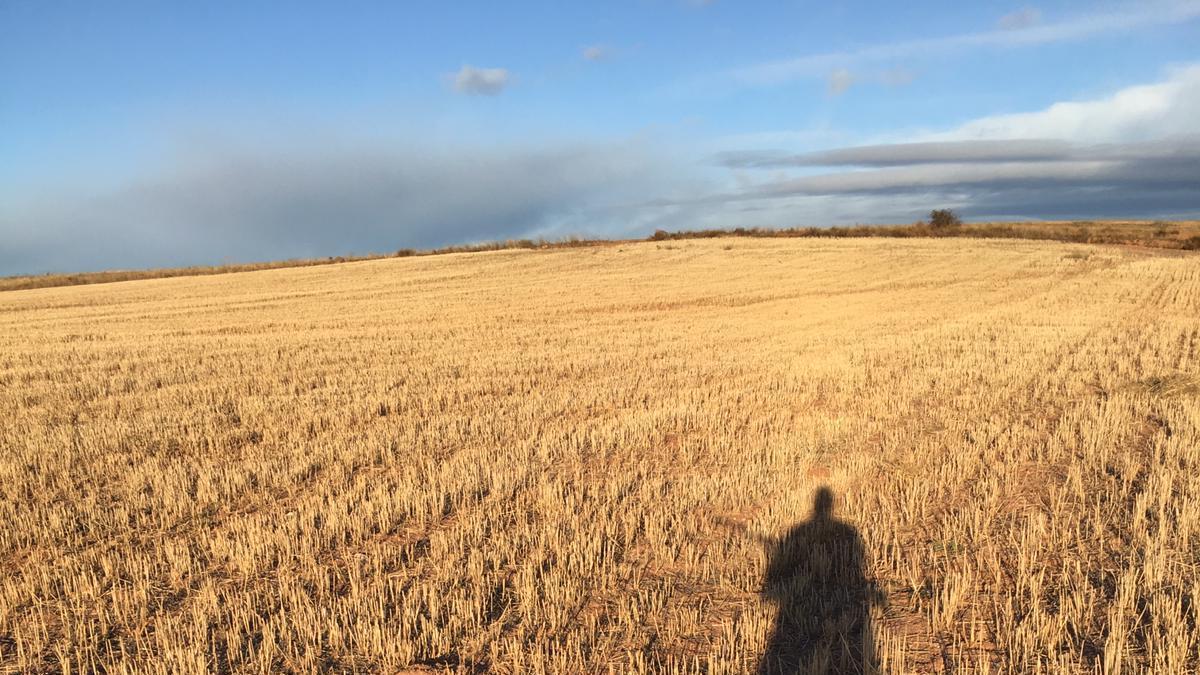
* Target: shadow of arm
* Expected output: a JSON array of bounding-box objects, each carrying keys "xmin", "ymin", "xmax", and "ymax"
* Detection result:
[{"xmin": 712, "ymin": 516, "xmax": 777, "ymax": 548}]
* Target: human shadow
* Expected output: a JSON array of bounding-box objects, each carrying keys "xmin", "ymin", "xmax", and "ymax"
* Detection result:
[{"xmin": 756, "ymin": 487, "xmax": 882, "ymax": 674}]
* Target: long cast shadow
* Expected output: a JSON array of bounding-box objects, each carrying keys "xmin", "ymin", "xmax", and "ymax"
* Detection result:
[{"xmin": 757, "ymin": 487, "xmax": 881, "ymax": 674}]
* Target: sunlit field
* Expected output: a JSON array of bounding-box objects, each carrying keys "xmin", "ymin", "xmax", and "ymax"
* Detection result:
[{"xmin": 2, "ymin": 237, "xmax": 1198, "ymax": 673}]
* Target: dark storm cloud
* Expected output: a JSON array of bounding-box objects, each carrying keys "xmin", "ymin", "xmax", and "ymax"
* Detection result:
[
  {"xmin": 713, "ymin": 138, "xmax": 1200, "ymax": 169},
  {"xmin": 0, "ymin": 142, "xmax": 687, "ymax": 275},
  {"xmin": 715, "ymin": 140, "xmax": 1067, "ymax": 168},
  {"xmin": 747, "ymin": 156, "xmax": 1200, "ymax": 195},
  {"xmin": 696, "ymin": 66, "xmax": 1200, "ymax": 221},
  {"xmin": 697, "ymin": 137, "xmax": 1200, "ymax": 220},
  {"xmin": 5, "ymin": 133, "xmax": 1198, "ymax": 278},
  {"xmin": 961, "ymin": 186, "xmax": 1200, "ymax": 220}
]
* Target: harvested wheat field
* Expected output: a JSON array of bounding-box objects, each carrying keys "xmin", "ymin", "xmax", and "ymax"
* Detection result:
[{"xmin": 2, "ymin": 237, "xmax": 1199, "ymax": 674}]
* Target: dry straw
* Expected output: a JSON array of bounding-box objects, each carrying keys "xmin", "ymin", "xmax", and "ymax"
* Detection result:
[{"xmin": 1, "ymin": 237, "xmax": 1197, "ymax": 672}]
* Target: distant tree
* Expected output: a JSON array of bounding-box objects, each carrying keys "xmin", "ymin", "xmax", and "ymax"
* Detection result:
[{"xmin": 929, "ymin": 209, "xmax": 962, "ymax": 229}]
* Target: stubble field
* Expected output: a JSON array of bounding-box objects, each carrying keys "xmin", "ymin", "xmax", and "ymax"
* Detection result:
[{"xmin": 1, "ymin": 237, "xmax": 1198, "ymax": 673}]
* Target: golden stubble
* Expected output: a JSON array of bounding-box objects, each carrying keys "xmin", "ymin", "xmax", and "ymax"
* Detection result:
[{"xmin": 1, "ymin": 238, "xmax": 1197, "ymax": 673}]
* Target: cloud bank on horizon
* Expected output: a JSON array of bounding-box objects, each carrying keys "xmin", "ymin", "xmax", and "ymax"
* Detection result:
[
  {"xmin": 1, "ymin": 1, "xmax": 1199, "ymax": 275},
  {"xmin": 704, "ymin": 64, "xmax": 1200, "ymax": 217}
]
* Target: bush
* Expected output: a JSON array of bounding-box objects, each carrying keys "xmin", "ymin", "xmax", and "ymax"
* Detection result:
[
  {"xmin": 1151, "ymin": 221, "xmax": 1176, "ymax": 238},
  {"xmin": 650, "ymin": 229, "xmax": 672, "ymax": 241},
  {"xmin": 1181, "ymin": 236, "xmax": 1200, "ymax": 251},
  {"xmin": 929, "ymin": 209, "xmax": 962, "ymax": 229}
]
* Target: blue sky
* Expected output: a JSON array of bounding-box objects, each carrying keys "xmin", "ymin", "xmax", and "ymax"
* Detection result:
[{"xmin": 2, "ymin": 1, "xmax": 1199, "ymax": 274}]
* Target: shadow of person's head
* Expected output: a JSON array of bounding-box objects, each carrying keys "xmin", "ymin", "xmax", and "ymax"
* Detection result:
[{"xmin": 813, "ymin": 486, "xmax": 834, "ymax": 521}]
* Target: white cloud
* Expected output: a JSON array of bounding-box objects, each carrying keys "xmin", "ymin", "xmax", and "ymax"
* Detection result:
[
  {"xmin": 712, "ymin": 1, "xmax": 1200, "ymax": 89},
  {"xmin": 451, "ymin": 65, "xmax": 511, "ymax": 96},
  {"xmin": 998, "ymin": 7, "xmax": 1042, "ymax": 30},
  {"xmin": 933, "ymin": 64, "xmax": 1200, "ymax": 142},
  {"xmin": 828, "ymin": 69, "xmax": 855, "ymax": 95},
  {"xmin": 879, "ymin": 67, "xmax": 916, "ymax": 87},
  {"xmin": 582, "ymin": 45, "xmax": 611, "ymax": 62}
]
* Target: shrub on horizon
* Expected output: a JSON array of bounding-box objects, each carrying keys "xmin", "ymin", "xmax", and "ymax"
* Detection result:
[{"xmin": 929, "ymin": 209, "xmax": 962, "ymax": 229}]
